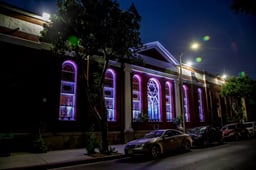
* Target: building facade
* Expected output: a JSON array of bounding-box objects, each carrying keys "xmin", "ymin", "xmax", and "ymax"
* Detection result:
[{"xmin": 0, "ymin": 2, "xmax": 230, "ymax": 151}]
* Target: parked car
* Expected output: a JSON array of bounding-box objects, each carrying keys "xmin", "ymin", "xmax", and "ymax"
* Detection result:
[
  {"xmin": 188, "ymin": 125, "xmax": 223, "ymax": 147},
  {"xmin": 124, "ymin": 129, "xmax": 192, "ymax": 159},
  {"xmin": 221, "ymin": 122, "xmax": 249, "ymax": 141},
  {"xmin": 243, "ymin": 121, "xmax": 256, "ymax": 138}
]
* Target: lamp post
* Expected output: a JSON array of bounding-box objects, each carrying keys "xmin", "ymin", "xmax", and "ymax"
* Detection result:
[
  {"xmin": 179, "ymin": 42, "xmax": 200, "ymax": 133},
  {"xmin": 179, "ymin": 53, "xmax": 185, "ymax": 132}
]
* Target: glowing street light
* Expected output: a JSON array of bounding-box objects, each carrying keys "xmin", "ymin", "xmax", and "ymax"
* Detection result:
[
  {"xmin": 190, "ymin": 42, "xmax": 200, "ymax": 50},
  {"xmin": 179, "ymin": 42, "xmax": 200, "ymax": 132}
]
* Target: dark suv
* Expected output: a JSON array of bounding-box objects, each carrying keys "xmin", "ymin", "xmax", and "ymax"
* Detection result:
[
  {"xmin": 188, "ymin": 125, "xmax": 223, "ymax": 147},
  {"xmin": 221, "ymin": 122, "xmax": 249, "ymax": 141}
]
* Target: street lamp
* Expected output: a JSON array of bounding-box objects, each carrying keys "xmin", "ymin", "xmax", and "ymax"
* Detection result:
[
  {"xmin": 179, "ymin": 42, "xmax": 200, "ymax": 133},
  {"xmin": 179, "ymin": 53, "xmax": 185, "ymax": 132}
]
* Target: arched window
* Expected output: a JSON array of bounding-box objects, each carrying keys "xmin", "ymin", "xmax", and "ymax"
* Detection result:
[
  {"xmin": 104, "ymin": 69, "xmax": 116, "ymax": 122},
  {"xmin": 198, "ymin": 88, "xmax": 205, "ymax": 122},
  {"xmin": 147, "ymin": 78, "xmax": 161, "ymax": 122},
  {"xmin": 132, "ymin": 75, "xmax": 142, "ymax": 122},
  {"xmin": 183, "ymin": 85, "xmax": 190, "ymax": 122},
  {"xmin": 59, "ymin": 60, "xmax": 77, "ymax": 121},
  {"xmin": 165, "ymin": 81, "xmax": 173, "ymax": 122}
]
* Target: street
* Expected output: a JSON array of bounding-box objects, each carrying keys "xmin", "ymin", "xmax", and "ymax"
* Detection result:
[{"xmin": 51, "ymin": 138, "xmax": 256, "ymax": 170}]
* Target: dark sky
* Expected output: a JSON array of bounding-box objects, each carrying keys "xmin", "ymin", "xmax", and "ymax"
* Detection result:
[{"xmin": 2, "ymin": 0, "xmax": 256, "ymax": 79}]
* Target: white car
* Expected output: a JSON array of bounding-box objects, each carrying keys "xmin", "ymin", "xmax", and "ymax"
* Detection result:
[
  {"xmin": 124, "ymin": 129, "xmax": 192, "ymax": 159},
  {"xmin": 243, "ymin": 121, "xmax": 256, "ymax": 138}
]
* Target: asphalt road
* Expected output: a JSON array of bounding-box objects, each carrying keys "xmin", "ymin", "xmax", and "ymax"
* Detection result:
[{"xmin": 51, "ymin": 138, "xmax": 256, "ymax": 170}]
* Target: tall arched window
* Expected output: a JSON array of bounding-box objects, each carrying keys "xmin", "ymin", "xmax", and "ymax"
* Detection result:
[
  {"xmin": 147, "ymin": 78, "xmax": 161, "ymax": 122},
  {"xmin": 132, "ymin": 75, "xmax": 142, "ymax": 122},
  {"xmin": 104, "ymin": 69, "xmax": 116, "ymax": 122},
  {"xmin": 59, "ymin": 60, "xmax": 77, "ymax": 121},
  {"xmin": 183, "ymin": 85, "xmax": 190, "ymax": 122},
  {"xmin": 198, "ymin": 88, "xmax": 205, "ymax": 122},
  {"xmin": 165, "ymin": 81, "xmax": 173, "ymax": 122}
]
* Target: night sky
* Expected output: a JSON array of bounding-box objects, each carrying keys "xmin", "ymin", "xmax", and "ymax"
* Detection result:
[{"xmin": 2, "ymin": 0, "xmax": 256, "ymax": 79}]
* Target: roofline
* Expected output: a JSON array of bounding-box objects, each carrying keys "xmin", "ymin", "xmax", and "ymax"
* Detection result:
[
  {"xmin": 0, "ymin": 2, "xmax": 50, "ymax": 22},
  {"xmin": 142, "ymin": 41, "xmax": 179, "ymax": 65}
]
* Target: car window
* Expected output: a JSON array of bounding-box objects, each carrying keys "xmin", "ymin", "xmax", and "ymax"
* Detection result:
[
  {"xmin": 228, "ymin": 125, "xmax": 236, "ymax": 129},
  {"xmin": 144, "ymin": 130, "xmax": 164, "ymax": 138},
  {"xmin": 200, "ymin": 127, "xmax": 207, "ymax": 133},
  {"xmin": 190, "ymin": 127, "xmax": 201, "ymax": 133},
  {"xmin": 244, "ymin": 123, "xmax": 253, "ymax": 128},
  {"xmin": 165, "ymin": 130, "xmax": 175, "ymax": 137}
]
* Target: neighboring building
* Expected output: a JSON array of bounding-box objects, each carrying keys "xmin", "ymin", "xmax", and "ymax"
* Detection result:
[{"xmin": 0, "ymin": 2, "xmax": 232, "ymax": 151}]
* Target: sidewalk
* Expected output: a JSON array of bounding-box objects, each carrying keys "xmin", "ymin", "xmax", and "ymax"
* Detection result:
[{"xmin": 0, "ymin": 144, "xmax": 126, "ymax": 170}]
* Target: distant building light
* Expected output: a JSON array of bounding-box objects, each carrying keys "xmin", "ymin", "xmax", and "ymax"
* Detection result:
[{"xmin": 42, "ymin": 12, "xmax": 50, "ymax": 21}]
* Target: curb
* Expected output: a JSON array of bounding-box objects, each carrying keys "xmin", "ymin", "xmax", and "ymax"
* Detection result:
[{"xmin": 4, "ymin": 154, "xmax": 126, "ymax": 170}]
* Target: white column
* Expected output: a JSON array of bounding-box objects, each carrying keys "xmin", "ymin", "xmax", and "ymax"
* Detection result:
[{"xmin": 123, "ymin": 63, "xmax": 132, "ymax": 131}]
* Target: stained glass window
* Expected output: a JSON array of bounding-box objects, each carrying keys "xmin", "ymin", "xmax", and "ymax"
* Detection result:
[{"xmin": 147, "ymin": 78, "xmax": 161, "ymax": 122}]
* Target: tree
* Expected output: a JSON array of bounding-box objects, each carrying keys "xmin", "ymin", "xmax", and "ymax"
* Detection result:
[
  {"xmin": 40, "ymin": 0, "xmax": 142, "ymax": 153},
  {"xmin": 231, "ymin": 0, "xmax": 256, "ymax": 15},
  {"xmin": 220, "ymin": 75, "xmax": 256, "ymax": 122}
]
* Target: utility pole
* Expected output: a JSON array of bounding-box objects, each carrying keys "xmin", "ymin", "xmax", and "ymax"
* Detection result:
[{"xmin": 179, "ymin": 53, "xmax": 185, "ymax": 132}]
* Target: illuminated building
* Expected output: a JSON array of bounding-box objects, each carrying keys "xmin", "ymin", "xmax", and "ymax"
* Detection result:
[{"xmin": 0, "ymin": 2, "xmax": 232, "ymax": 151}]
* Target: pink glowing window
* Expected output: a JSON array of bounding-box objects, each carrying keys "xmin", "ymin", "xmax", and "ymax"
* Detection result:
[
  {"xmin": 59, "ymin": 60, "xmax": 77, "ymax": 121},
  {"xmin": 165, "ymin": 82, "xmax": 173, "ymax": 122},
  {"xmin": 132, "ymin": 75, "xmax": 142, "ymax": 122},
  {"xmin": 104, "ymin": 69, "xmax": 116, "ymax": 122},
  {"xmin": 198, "ymin": 88, "xmax": 205, "ymax": 122},
  {"xmin": 183, "ymin": 85, "xmax": 190, "ymax": 122}
]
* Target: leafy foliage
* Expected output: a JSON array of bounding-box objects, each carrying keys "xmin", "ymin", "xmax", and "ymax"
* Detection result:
[
  {"xmin": 220, "ymin": 76, "xmax": 255, "ymax": 98},
  {"xmin": 85, "ymin": 125, "xmax": 101, "ymax": 154},
  {"xmin": 40, "ymin": 0, "xmax": 142, "ymax": 153},
  {"xmin": 136, "ymin": 112, "xmax": 149, "ymax": 122},
  {"xmin": 32, "ymin": 129, "xmax": 48, "ymax": 153},
  {"xmin": 220, "ymin": 75, "xmax": 256, "ymax": 122}
]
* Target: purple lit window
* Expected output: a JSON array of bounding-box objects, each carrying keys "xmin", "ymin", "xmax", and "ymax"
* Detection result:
[
  {"xmin": 198, "ymin": 88, "xmax": 205, "ymax": 122},
  {"xmin": 147, "ymin": 78, "xmax": 161, "ymax": 122},
  {"xmin": 165, "ymin": 82, "xmax": 173, "ymax": 122},
  {"xmin": 104, "ymin": 69, "xmax": 116, "ymax": 122},
  {"xmin": 132, "ymin": 75, "xmax": 142, "ymax": 122},
  {"xmin": 59, "ymin": 60, "xmax": 77, "ymax": 121},
  {"xmin": 183, "ymin": 85, "xmax": 190, "ymax": 122}
]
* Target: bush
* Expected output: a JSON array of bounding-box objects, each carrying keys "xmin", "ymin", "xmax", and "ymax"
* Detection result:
[
  {"xmin": 31, "ymin": 129, "xmax": 48, "ymax": 153},
  {"xmin": 85, "ymin": 125, "xmax": 101, "ymax": 154}
]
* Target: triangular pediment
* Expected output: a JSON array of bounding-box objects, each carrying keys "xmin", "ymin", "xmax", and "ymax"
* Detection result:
[{"xmin": 136, "ymin": 41, "xmax": 179, "ymax": 69}]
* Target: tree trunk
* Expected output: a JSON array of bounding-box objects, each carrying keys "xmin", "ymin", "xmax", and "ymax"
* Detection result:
[
  {"xmin": 241, "ymin": 97, "xmax": 248, "ymax": 121},
  {"xmin": 98, "ymin": 87, "xmax": 109, "ymax": 153}
]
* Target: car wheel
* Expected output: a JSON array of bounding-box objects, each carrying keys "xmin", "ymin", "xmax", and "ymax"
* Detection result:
[
  {"xmin": 201, "ymin": 139, "xmax": 208, "ymax": 147},
  {"xmin": 218, "ymin": 137, "xmax": 224, "ymax": 144},
  {"xmin": 182, "ymin": 139, "xmax": 191, "ymax": 152},
  {"xmin": 150, "ymin": 145, "xmax": 161, "ymax": 159},
  {"xmin": 235, "ymin": 134, "xmax": 239, "ymax": 141}
]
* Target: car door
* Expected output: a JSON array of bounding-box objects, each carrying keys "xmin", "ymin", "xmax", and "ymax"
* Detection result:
[{"xmin": 161, "ymin": 130, "xmax": 178, "ymax": 152}]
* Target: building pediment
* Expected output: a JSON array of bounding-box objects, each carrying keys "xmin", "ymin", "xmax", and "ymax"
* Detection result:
[{"xmin": 136, "ymin": 41, "xmax": 179, "ymax": 70}]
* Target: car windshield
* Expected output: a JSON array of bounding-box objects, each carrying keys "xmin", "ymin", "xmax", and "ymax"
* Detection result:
[
  {"xmin": 244, "ymin": 123, "xmax": 252, "ymax": 128},
  {"xmin": 222, "ymin": 124, "xmax": 236, "ymax": 130},
  {"xmin": 144, "ymin": 130, "xmax": 165, "ymax": 138},
  {"xmin": 190, "ymin": 127, "xmax": 206, "ymax": 134}
]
